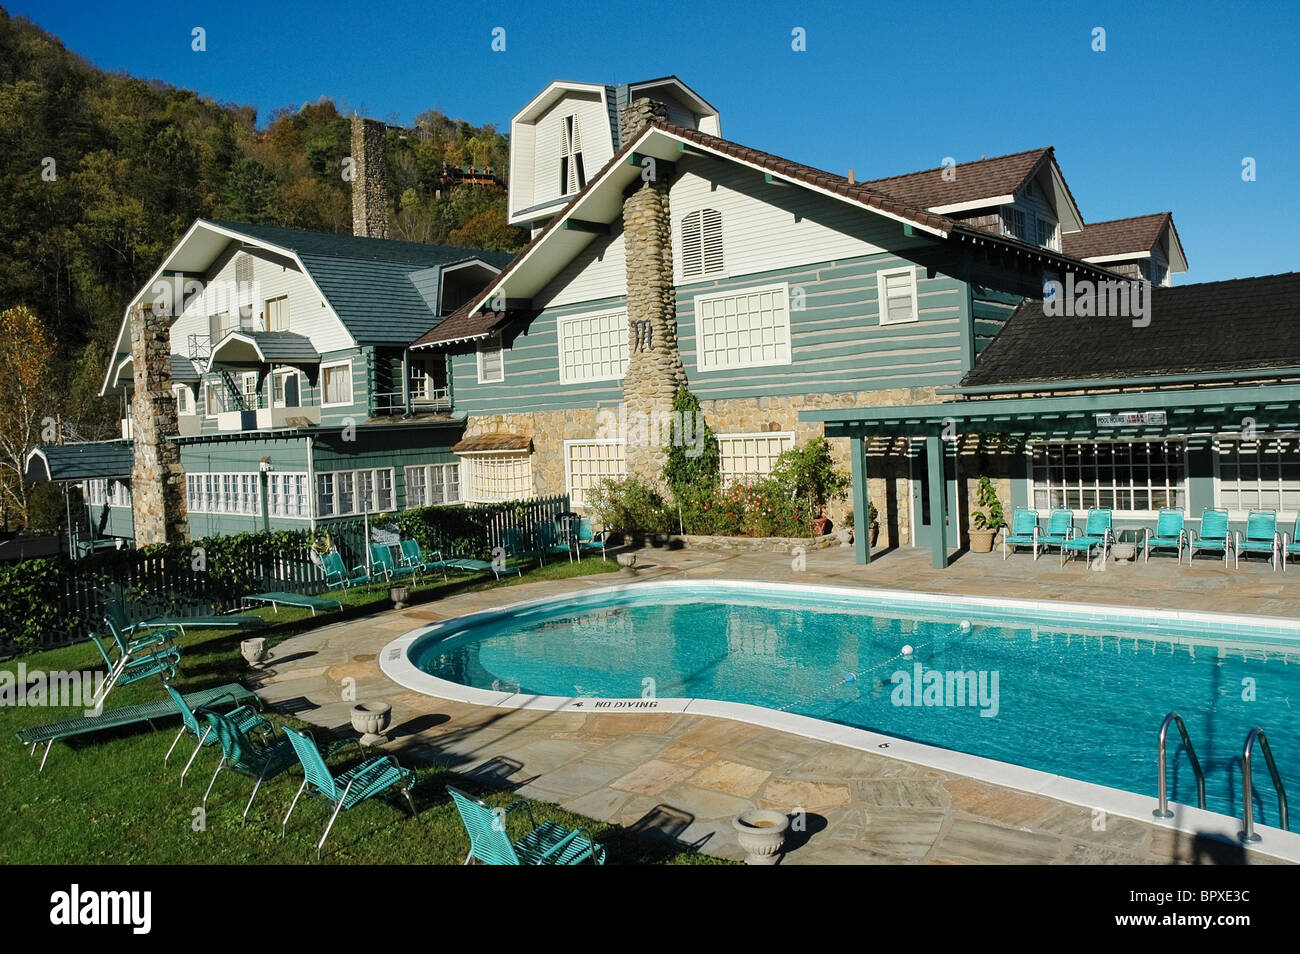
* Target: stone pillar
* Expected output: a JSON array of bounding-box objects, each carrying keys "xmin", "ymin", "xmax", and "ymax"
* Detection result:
[
  {"xmin": 350, "ymin": 117, "xmax": 390, "ymax": 239},
  {"xmin": 619, "ymin": 97, "xmax": 669, "ymax": 145},
  {"xmin": 129, "ymin": 304, "xmax": 188, "ymax": 547}
]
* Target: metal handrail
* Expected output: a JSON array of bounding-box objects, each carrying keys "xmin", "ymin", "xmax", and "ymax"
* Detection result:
[
  {"xmin": 1240, "ymin": 727, "xmax": 1289, "ymax": 843},
  {"xmin": 1154, "ymin": 712, "xmax": 1206, "ymax": 818}
]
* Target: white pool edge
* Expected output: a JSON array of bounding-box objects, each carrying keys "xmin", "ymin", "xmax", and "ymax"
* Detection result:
[{"xmin": 378, "ymin": 578, "xmax": 1300, "ymax": 863}]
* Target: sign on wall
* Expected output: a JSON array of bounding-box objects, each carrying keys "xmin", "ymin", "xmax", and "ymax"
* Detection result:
[{"xmin": 1095, "ymin": 411, "xmax": 1168, "ymax": 427}]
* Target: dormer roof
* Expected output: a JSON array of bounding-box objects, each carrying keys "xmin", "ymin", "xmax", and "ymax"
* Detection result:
[{"xmin": 1062, "ymin": 212, "xmax": 1188, "ymax": 273}]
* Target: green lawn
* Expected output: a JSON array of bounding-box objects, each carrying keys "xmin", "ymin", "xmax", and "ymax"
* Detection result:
[{"xmin": 0, "ymin": 558, "xmax": 727, "ymax": 865}]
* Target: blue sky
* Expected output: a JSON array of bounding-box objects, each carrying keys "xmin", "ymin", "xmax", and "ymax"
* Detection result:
[{"xmin": 10, "ymin": 0, "xmax": 1298, "ymax": 282}]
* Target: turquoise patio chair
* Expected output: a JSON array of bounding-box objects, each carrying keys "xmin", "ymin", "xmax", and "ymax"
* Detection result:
[
  {"xmin": 164, "ymin": 683, "xmax": 264, "ymax": 787},
  {"xmin": 574, "ymin": 518, "xmax": 608, "ymax": 561},
  {"xmin": 88, "ymin": 632, "xmax": 180, "ymax": 710},
  {"xmin": 444, "ymin": 554, "xmax": 522, "ymax": 580},
  {"xmin": 1235, "ymin": 510, "xmax": 1281, "ymax": 570},
  {"xmin": 106, "ymin": 596, "xmax": 262, "ymax": 638},
  {"xmin": 399, "ymin": 539, "xmax": 449, "ymax": 580},
  {"xmin": 1283, "ymin": 516, "xmax": 1300, "ymax": 571},
  {"xmin": 369, "ymin": 542, "xmax": 418, "ymax": 583},
  {"xmin": 1000, "ymin": 508, "xmax": 1041, "ymax": 560},
  {"xmin": 447, "ymin": 786, "xmax": 605, "ymax": 865},
  {"xmin": 103, "ymin": 600, "xmax": 176, "ymax": 655},
  {"xmin": 502, "ymin": 527, "xmax": 537, "ymax": 564},
  {"xmin": 199, "ymin": 709, "xmax": 298, "ymax": 822},
  {"xmin": 1059, "ymin": 508, "xmax": 1112, "ymax": 566},
  {"xmin": 1143, "ymin": 508, "xmax": 1187, "ymax": 564},
  {"xmin": 537, "ymin": 521, "xmax": 574, "ymax": 564},
  {"xmin": 1187, "ymin": 508, "xmax": 1233, "ymax": 567},
  {"xmin": 1036, "ymin": 509, "xmax": 1074, "ymax": 550},
  {"xmin": 280, "ymin": 726, "xmax": 418, "ymax": 858},
  {"xmin": 321, "ymin": 550, "xmax": 371, "ymax": 590}
]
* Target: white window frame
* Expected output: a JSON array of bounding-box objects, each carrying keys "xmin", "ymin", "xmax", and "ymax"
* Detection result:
[
  {"xmin": 404, "ymin": 462, "xmax": 463, "ymax": 508},
  {"xmin": 241, "ymin": 371, "xmax": 260, "ymax": 408},
  {"xmin": 680, "ymin": 208, "xmax": 725, "ymax": 280},
  {"xmin": 716, "ymin": 431, "xmax": 795, "ymax": 487},
  {"xmin": 266, "ymin": 472, "xmax": 311, "ymax": 519},
  {"xmin": 265, "ymin": 295, "xmax": 289, "ymax": 332},
  {"xmin": 272, "ymin": 368, "xmax": 301, "ymax": 408},
  {"xmin": 320, "ymin": 359, "xmax": 353, "ymax": 408},
  {"xmin": 1001, "ymin": 205, "xmax": 1028, "ymax": 242},
  {"xmin": 693, "ymin": 282, "xmax": 792, "ymax": 372},
  {"xmin": 313, "ymin": 467, "xmax": 394, "ymax": 518},
  {"xmin": 185, "ymin": 472, "xmax": 263, "ymax": 516},
  {"xmin": 556, "ymin": 309, "xmax": 629, "ymax": 384},
  {"xmin": 876, "ymin": 266, "xmax": 919, "ymax": 326},
  {"xmin": 1022, "ymin": 440, "xmax": 1187, "ymax": 519},
  {"xmin": 1035, "ymin": 216, "xmax": 1060, "ymax": 251},
  {"xmin": 1213, "ymin": 435, "xmax": 1300, "ymax": 520},
  {"xmin": 203, "ymin": 381, "xmax": 222, "ymax": 418},
  {"xmin": 476, "ymin": 333, "xmax": 504, "ymax": 384},
  {"xmin": 564, "ymin": 439, "xmax": 627, "ymax": 508},
  {"xmin": 173, "ymin": 385, "xmax": 194, "ymax": 417},
  {"xmin": 459, "ymin": 452, "xmax": 533, "ymax": 503}
]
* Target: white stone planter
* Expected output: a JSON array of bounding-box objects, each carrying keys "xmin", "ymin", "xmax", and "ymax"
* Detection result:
[
  {"xmin": 616, "ymin": 552, "xmax": 638, "ymax": 577},
  {"xmin": 351, "ymin": 702, "xmax": 392, "ymax": 746},
  {"xmin": 1111, "ymin": 543, "xmax": 1136, "ymax": 564},
  {"xmin": 390, "ymin": 585, "xmax": 411, "ymax": 609},
  {"xmin": 732, "ymin": 808, "xmax": 790, "ymax": 865},
  {"xmin": 240, "ymin": 637, "xmax": 269, "ymax": 668}
]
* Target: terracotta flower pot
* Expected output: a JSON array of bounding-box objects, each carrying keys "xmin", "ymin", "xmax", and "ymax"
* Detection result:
[{"xmin": 969, "ymin": 528, "xmax": 997, "ymax": 553}]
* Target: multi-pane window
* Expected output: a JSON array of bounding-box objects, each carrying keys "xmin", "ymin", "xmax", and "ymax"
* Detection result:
[
  {"xmin": 876, "ymin": 267, "xmax": 918, "ymax": 325},
  {"xmin": 174, "ymin": 386, "xmax": 194, "ymax": 417},
  {"xmin": 84, "ymin": 479, "xmax": 130, "ymax": 507},
  {"xmin": 1217, "ymin": 438, "xmax": 1300, "ymax": 514},
  {"xmin": 265, "ymin": 295, "xmax": 289, "ymax": 331},
  {"xmin": 204, "ymin": 382, "xmax": 224, "ymax": 416},
  {"xmin": 322, "ymin": 361, "xmax": 352, "ymax": 406},
  {"xmin": 1035, "ymin": 217, "xmax": 1060, "ymax": 251},
  {"xmin": 1030, "ymin": 441, "xmax": 1186, "ymax": 513},
  {"xmin": 272, "ymin": 369, "xmax": 301, "ymax": 408},
  {"xmin": 185, "ymin": 473, "xmax": 262, "ymax": 515},
  {"xmin": 559, "ymin": 114, "xmax": 586, "ymax": 196},
  {"xmin": 267, "ymin": 473, "xmax": 310, "ymax": 518},
  {"xmin": 680, "ymin": 209, "xmax": 724, "ymax": 278},
  {"xmin": 695, "ymin": 284, "xmax": 791, "ymax": 371},
  {"xmin": 717, "ymin": 432, "xmax": 795, "ymax": 486},
  {"xmin": 314, "ymin": 468, "xmax": 394, "ymax": 517},
  {"xmin": 462, "ymin": 453, "xmax": 533, "ymax": 503},
  {"xmin": 405, "ymin": 463, "xmax": 462, "ymax": 508},
  {"xmin": 477, "ymin": 333, "xmax": 504, "ymax": 383},
  {"xmin": 565, "ymin": 440, "xmax": 627, "ymax": 507},
  {"xmin": 241, "ymin": 372, "xmax": 259, "ymax": 408},
  {"xmin": 1001, "ymin": 206, "xmax": 1028, "ymax": 242},
  {"xmin": 558, "ymin": 311, "xmax": 629, "ymax": 383}
]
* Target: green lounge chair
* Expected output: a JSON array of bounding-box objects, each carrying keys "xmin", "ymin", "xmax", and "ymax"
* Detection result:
[
  {"xmin": 1035, "ymin": 509, "xmax": 1075, "ymax": 551},
  {"xmin": 574, "ymin": 518, "xmax": 608, "ymax": 561},
  {"xmin": 537, "ymin": 521, "xmax": 574, "ymax": 564},
  {"xmin": 369, "ymin": 542, "xmax": 419, "ymax": 583},
  {"xmin": 16, "ymin": 682, "xmax": 260, "ymax": 773},
  {"xmin": 200, "ymin": 709, "xmax": 298, "ymax": 821},
  {"xmin": 1283, "ymin": 516, "xmax": 1300, "ymax": 571},
  {"xmin": 502, "ymin": 527, "xmax": 538, "ymax": 566},
  {"xmin": 105, "ymin": 597, "xmax": 263, "ymax": 638},
  {"xmin": 445, "ymin": 555, "xmax": 522, "ymax": 580},
  {"xmin": 399, "ymin": 539, "xmax": 449, "ymax": 580},
  {"xmin": 1235, "ymin": 509, "xmax": 1280, "ymax": 570},
  {"xmin": 163, "ymin": 683, "xmax": 264, "ymax": 787},
  {"xmin": 1143, "ymin": 508, "xmax": 1187, "ymax": 563},
  {"xmin": 280, "ymin": 726, "xmax": 417, "ymax": 858},
  {"xmin": 242, "ymin": 592, "xmax": 343, "ymax": 616},
  {"xmin": 88, "ymin": 632, "xmax": 181, "ymax": 710},
  {"xmin": 103, "ymin": 600, "xmax": 177, "ymax": 654},
  {"xmin": 1000, "ymin": 508, "xmax": 1041, "ymax": 560},
  {"xmin": 447, "ymin": 786, "xmax": 605, "ymax": 865},
  {"xmin": 1059, "ymin": 508, "xmax": 1112, "ymax": 566},
  {"xmin": 321, "ymin": 550, "xmax": 372, "ymax": 590},
  {"xmin": 1187, "ymin": 508, "xmax": 1233, "ymax": 567}
]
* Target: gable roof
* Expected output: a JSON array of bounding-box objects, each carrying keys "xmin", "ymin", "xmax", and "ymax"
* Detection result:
[
  {"xmin": 26, "ymin": 441, "xmax": 134, "ymax": 483},
  {"xmin": 862, "ymin": 148, "xmax": 1052, "ymax": 209},
  {"xmin": 1061, "ymin": 213, "xmax": 1188, "ymax": 272},
  {"xmin": 959, "ymin": 273, "xmax": 1300, "ymax": 389}
]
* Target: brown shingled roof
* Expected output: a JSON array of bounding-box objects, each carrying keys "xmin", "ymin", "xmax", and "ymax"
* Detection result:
[
  {"xmin": 1061, "ymin": 213, "xmax": 1172, "ymax": 260},
  {"xmin": 451, "ymin": 433, "xmax": 532, "ymax": 453},
  {"xmin": 860, "ymin": 148, "xmax": 1054, "ymax": 210}
]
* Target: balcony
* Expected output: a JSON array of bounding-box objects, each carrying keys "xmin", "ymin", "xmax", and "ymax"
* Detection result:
[
  {"xmin": 373, "ymin": 389, "xmax": 452, "ymax": 415},
  {"xmin": 214, "ymin": 404, "xmax": 322, "ymax": 432}
]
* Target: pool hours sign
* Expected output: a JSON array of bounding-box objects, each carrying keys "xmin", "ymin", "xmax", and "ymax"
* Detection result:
[{"xmin": 1095, "ymin": 411, "xmax": 1167, "ymax": 427}]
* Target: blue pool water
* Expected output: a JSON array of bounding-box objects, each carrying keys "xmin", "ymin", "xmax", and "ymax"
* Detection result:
[{"xmin": 409, "ymin": 584, "xmax": 1300, "ymax": 823}]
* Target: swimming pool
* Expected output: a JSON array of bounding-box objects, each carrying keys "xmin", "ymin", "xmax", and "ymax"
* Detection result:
[{"xmin": 389, "ymin": 581, "xmax": 1300, "ymax": 827}]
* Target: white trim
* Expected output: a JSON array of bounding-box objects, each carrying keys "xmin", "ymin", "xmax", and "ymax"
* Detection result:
[
  {"xmin": 1021, "ymin": 439, "xmax": 1190, "ymax": 519},
  {"xmin": 459, "ymin": 451, "xmax": 533, "ymax": 503},
  {"xmin": 319, "ymin": 358, "xmax": 354, "ymax": 408},
  {"xmin": 715, "ymin": 430, "xmax": 795, "ymax": 485},
  {"xmin": 693, "ymin": 282, "xmax": 792, "ymax": 372},
  {"xmin": 929, "ymin": 194, "xmax": 1016, "ymax": 214},
  {"xmin": 404, "ymin": 461, "xmax": 463, "ymax": 508},
  {"xmin": 476, "ymin": 333, "xmax": 505, "ymax": 384},
  {"xmin": 1083, "ymin": 250, "xmax": 1154, "ymax": 264},
  {"xmin": 1212, "ymin": 433, "xmax": 1300, "ymax": 522},
  {"xmin": 876, "ymin": 266, "xmax": 919, "ymax": 326},
  {"xmin": 314, "ymin": 466, "xmax": 395, "ymax": 518},
  {"xmin": 555, "ymin": 309, "xmax": 629, "ymax": 385},
  {"xmin": 563, "ymin": 438, "xmax": 628, "ymax": 508}
]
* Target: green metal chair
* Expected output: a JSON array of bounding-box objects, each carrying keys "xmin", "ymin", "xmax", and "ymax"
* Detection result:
[
  {"xmin": 1000, "ymin": 508, "xmax": 1040, "ymax": 560},
  {"xmin": 88, "ymin": 632, "xmax": 180, "ymax": 710},
  {"xmin": 103, "ymin": 600, "xmax": 176, "ymax": 655},
  {"xmin": 1059, "ymin": 508, "xmax": 1112, "ymax": 566},
  {"xmin": 105, "ymin": 596, "xmax": 263, "ymax": 637},
  {"xmin": 1036, "ymin": 509, "xmax": 1074, "ymax": 551},
  {"xmin": 447, "ymin": 786, "xmax": 605, "ymax": 865},
  {"xmin": 1283, "ymin": 516, "xmax": 1300, "ymax": 571},
  {"xmin": 1143, "ymin": 508, "xmax": 1187, "ymax": 563},
  {"xmin": 199, "ymin": 709, "xmax": 298, "ymax": 822},
  {"xmin": 1235, "ymin": 510, "xmax": 1281, "ymax": 570},
  {"xmin": 399, "ymin": 539, "xmax": 448, "ymax": 580},
  {"xmin": 574, "ymin": 518, "xmax": 608, "ymax": 561},
  {"xmin": 321, "ymin": 550, "xmax": 372, "ymax": 590},
  {"xmin": 537, "ymin": 521, "xmax": 574, "ymax": 564},
  {"xmin": 502, "ymin": 527, "xmax": 538, "ymax": 566},
  {"xmin": 163, "ymin": 683, "xmax": 263, "ymax": 787},
  {"xmin": 369, "ymin": 543, "xmax": 419, "ymax": 583},
  {"xmin": 1187, "ymin": 508, "xmax": 1233, "ymax": 567},
  {"xmin": 280, "ymin": 726, "xmax": 418, "ymax": 858}
]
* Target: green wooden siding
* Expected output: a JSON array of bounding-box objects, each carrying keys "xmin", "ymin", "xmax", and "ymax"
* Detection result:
[{"xmin": 972, "ymin": 286, "xmax": 1021, "ymax": 356}]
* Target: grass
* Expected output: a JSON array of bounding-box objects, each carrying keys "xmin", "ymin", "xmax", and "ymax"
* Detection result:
[{"xmin": 0, "ymin": 557, "xmax": 727, "ymax": 865}]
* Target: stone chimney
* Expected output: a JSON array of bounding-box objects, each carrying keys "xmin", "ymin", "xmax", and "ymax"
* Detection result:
[
  {"xmin": 619, "ymin": 97, "xmax": 670, "ymax": 146},
  {"xmin": 620, "ymin": 99, "xmax": 686, "ymax": 485},
  {"xmin": 129, "ymin": 304, "xmax": 188, "ymax": 547},
  {"xmin": 350, "ymin": 116, "xmax": 390, "ymax": 239}
]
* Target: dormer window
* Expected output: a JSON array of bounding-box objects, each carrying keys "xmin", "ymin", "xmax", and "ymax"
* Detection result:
[
  {"xmin": 1147, "ymin": 258, "xmax": 1168, "ymax": 285},
  {"xmin": 1001, "ymin": 206, "xmax": 1028, "ymax": 242},
  {"xmin": 559, "ymin": 115, "xmax": 586, "ymax": 196},
  {"xmin": 681, "ymin": 209, "xmax": 724, "ymax": 278},
  {"xmin": 1035, "ymin": 217, "xmax": 1059, "ymax": 251}
]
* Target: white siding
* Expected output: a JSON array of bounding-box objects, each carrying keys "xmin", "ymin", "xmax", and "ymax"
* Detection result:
[
  {"xmin": 535, "ymin": 228, "xmax": 628, "ymax": 308},
  {"xmin": 508, "ymin": 123, "xmax": 536, "ymax": 220},
  {"xmin": 668, "ymin": 155, "xmax": 909, "ymax": 284},
  {"xmin": 531, "ymin": 93, "xmax": 614, "ymax": 209}
]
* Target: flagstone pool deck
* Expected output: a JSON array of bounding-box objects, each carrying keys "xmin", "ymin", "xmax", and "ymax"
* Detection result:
[{"xmin": 252, "ymin": 544, "xmax": 1300, "ymax": 864}]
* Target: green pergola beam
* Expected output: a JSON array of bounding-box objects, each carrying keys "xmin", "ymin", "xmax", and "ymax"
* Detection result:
[
  {"xmin": 850, "ymin": 435, "xmax": 869, "ymax": 565},
  {"xmin": 925, "ymin": 435, "xmax": 948, "ymax": 569}
]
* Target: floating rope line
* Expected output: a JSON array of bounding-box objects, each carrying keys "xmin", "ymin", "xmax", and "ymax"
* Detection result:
[{"xmin": 775, "ymin": 620, "xmax": 975, "ymax": 713}]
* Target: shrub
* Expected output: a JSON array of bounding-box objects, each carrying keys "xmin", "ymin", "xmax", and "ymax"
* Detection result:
[
  {"xmin": 662, "ymin": 385, "xmax": 720, "ymax": 499},
  {"xmin": 588, "ymin": 477, "xmax": 675, "ymax": 534},
  {"xmin": 770, "ymin": 437, "xmax": 850, "ymax": 516},
  {"xmin": 971, "ymin": 476, "xmax": 1007, "ymax": 531},
  {"xmin": 27, "ymin": 482, "xmax": 71, "ymax": 532}
]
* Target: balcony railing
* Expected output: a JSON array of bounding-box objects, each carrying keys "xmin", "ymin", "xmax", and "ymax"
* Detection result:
[{"xmin": 373, "ymin": 389, "xmax": 452, "ymax": 415}]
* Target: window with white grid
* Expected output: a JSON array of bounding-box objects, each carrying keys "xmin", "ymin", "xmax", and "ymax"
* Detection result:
[
  {"xmin": 1216, "ymin": 438, "xmax": 1300, "ymax": 516},
  {"xmin": 694, "ymin": 283, "xmax": 790, "ymax": 371},
  {"xmin": 185, "ymin": 472, "xmax": 262, "ymax": 515},
  {"xmin": 565, "ymin": 440, "xmax": 627, "ymax": 508},
  {"xmin": 1001, "ymin": 206, "xmax": 1028, "ymax": 241},
  {"xmin": 717, "ymin": 432, "xmax": 794, "ymax": 486},
  {"xmin": 314, "ymin": 468, "xmax": 394, "ymax": 517},
  {"xmin": 1030, "ymin": 441, "xmax": 1186, "ymax": 513},
  {"xmin": 558, "ymin": 311, "xmax": 628, "ymax": 384},
  {"xmin": 876, "ymin": 267, "xmax": 918, "ymax": 325},
  {"xmin": 462, "ymin": 453, "xmax": 532, "ymax": 503},
  {"xmin": 405, "ymin": 463, "xmax": 461, "ymax": 507},
  {"xmin": 268, "ymin": 473, "xmax": 310, "ymax": 518},
  {"xmin": 1035, "ymin": 216, "xmax": 1060, "ymax": 251}
]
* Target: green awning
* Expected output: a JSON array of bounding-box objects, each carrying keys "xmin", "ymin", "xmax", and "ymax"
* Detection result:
[{"xmin": 25, "ymin": 441, "xmax": 134, "ymax": 483}]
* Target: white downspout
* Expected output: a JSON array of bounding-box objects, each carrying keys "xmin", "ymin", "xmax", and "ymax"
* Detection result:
[{"xmin": 306, "ymin": 435, "xmax": 317, "ymax": 532}]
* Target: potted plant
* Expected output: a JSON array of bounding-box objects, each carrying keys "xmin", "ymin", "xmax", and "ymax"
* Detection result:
[
  {"xmin": 771, "ymin": 438, "xmax": 850, "ymax": 539},
  {"xmin": 867, "ymin": 503, "xmax": 880, "ymax": 546},
  {"xmin": 969, "ymin": 476, "xmax": 1006, "ymax": 553}
]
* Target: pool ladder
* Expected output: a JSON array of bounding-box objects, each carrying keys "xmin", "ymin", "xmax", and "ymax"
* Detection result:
[
  {"xmin": 1154, "ymin": 712, "xmax": 1206, "ymax": 818},
  {"xmin": 1240, "ymin": 727, "xmax": 1289, "ymax": 843}
]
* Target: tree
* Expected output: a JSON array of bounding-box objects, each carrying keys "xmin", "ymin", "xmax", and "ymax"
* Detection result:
[{"xmin": 0, "ymin": 305, "xmax": 57, "ymax": 525}]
